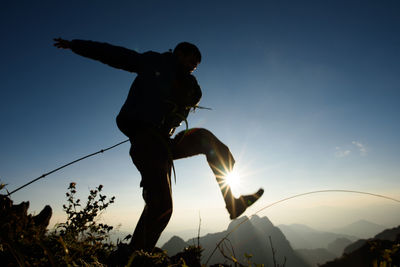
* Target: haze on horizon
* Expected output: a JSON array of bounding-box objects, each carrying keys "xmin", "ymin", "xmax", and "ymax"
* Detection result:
[{"xmin": 1, "ymin": 1, "xmax": 399, "ymax": 245}]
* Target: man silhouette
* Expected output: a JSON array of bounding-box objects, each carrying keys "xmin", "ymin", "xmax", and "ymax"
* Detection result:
[{"xmin": 54, "ymin": 38, "xmax": 264, "ymax": 253}]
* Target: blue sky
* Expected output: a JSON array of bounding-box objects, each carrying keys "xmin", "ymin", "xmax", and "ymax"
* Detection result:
[{"xmin": 1, "ymin": 1, "xmax": 400, "ymax": 243}]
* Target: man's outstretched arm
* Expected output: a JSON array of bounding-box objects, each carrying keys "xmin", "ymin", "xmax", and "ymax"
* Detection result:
[
  {"xmin": 54, "ymin": 38, "xmax": 71, "ymax": 49},
  {"xmin": 53, "ymin": 38, "xmax": 146, "ymax": 73}
]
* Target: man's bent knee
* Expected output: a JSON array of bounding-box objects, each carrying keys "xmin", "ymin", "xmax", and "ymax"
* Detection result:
[
  {"xmin": 195, "ymin": 129, "xmax": 235, "ymax": 172},
  {"xmin": 195, "ymin": 129, "xmax": 232, "ymax": 161},
  {"xmin": 173, "ymin": 128, "xmax": 235, "ymax": 171},
  {"xmin": 183, "ymin": 128, "xmax": 220, "ymax": 154}
]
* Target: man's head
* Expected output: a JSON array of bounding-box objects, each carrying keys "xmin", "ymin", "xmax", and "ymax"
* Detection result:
[{"xmin": 173, "ymin": 42, "xmax": 201, "ymax": 73}]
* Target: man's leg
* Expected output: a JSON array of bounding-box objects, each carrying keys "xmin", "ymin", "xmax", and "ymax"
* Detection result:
[
  {"xmin": 172, "ymin": 128, "xmax": 263, "ymax": 219},
  {"xmin": 129, "ymin": 129, "xmax": 173, "ymax": 252},
  {"xmin": 129, "ymin": 176, "xmax": 172, "ymax": 252}
]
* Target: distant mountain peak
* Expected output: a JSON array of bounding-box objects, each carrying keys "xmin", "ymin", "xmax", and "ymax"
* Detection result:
[
  {"xmin": 169, "ymin": 235, "xmax": 186, "ymax": 242},
  {"xmin": 250, "ymin": 215, "xmax": 275, "ymax": 232},
  {"xmin": 349, "ymin": 219, "xmax": 384, "ymax": 227},
  {"xmin": 227, "ymin": 216, "xmax": 249, "ymax": 231},
  {"xmin": 162, "ymin": 235, "xmax": 188, "ymax": 256},
  {"xmin": 332, "ymin": 219, "xmax": 386, "ymax": 239},
  {"xmin": 250, "ymin": 214, "xmax": 272, "ymax": 224},
  {"xmin": 279, "ymin": 223, "xmax": 318, "ymax": 233},
  {"xmin": 163, "ymin": 215, "xmax": 309, "ymax": 267}
]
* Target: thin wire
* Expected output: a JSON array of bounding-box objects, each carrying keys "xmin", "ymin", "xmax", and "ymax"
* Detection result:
[
  {"xmin": 205, "ymin": 189, "xmax": 400, "ymax": 265},
  {"xmin": 7, "ymin": 139, "xmax": 130, "ymax": 196}
]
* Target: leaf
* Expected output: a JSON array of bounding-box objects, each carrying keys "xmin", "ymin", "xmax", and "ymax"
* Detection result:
[
  {"xmin": 58, "ymin": 236, "xmax": 69, "ymax": 255},
  {"xmin": 0, "ymin": 182, "xmax": 8, "ymax": 191},
  {"xmin": 181, "ymin": 258, "xmax": 189, "ymax": 267},
  {"xmin": 123, "ymin": 234, "xmax": 132, "ymax": 241},
  {"xmin": 244, "ymin": 253, "xmax": 253, "ymax": 259}
]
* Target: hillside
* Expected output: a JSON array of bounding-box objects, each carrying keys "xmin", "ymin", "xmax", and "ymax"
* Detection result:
[
  {"xmin": 320, "ymin": 225, "xmax": 400, "ymax": 266},
  {"xmin": 296, "ymin": 248, "xmax": 336, "ymax": 267}
]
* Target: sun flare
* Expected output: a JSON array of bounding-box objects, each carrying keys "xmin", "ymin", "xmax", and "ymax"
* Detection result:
[{"xmin": 225, "ymin": 169, "xmax": 241, "ymax": 191}]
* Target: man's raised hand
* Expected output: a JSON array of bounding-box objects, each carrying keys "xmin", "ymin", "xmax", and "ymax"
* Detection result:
[{"xmin": 53, "ymin": 38, "xmax": 71, "ymax": 49}]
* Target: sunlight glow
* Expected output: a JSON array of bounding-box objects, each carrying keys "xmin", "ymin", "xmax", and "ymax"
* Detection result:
[{"xmin": 225, "ymin": 169, "xmax": 241, "ymax": 194}]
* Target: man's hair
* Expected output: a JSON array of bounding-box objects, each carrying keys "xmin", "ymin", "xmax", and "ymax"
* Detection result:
[{"xmin": 173, "ymin": 42, "xmax": 201, "ymax": 63}]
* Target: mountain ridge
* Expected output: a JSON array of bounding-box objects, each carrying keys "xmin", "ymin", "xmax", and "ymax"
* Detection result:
[
  {"xmin": 278, "ymin": 223, "xmax": 358, "ymax": 251},
  {"xmin": 330, "ymin": 219, "xmax": 386, "ymax": 238},
  {"xmin": 162, "ymin": 215, "xmax": 309, "ymax": 267}
]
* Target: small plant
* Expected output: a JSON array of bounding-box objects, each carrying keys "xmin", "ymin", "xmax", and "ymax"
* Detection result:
[
  {"xmin": 0, "ymin": 181, "xmax": 9, "ymax": 195},
  {"xmin": 57, "ymin": 182, "xmax": 115, "ymax": 240},
  {"xmin": 52, "ymin": 182, "xmax": 116, "ymax": 265},
  {"xmin": 370, "ymin": 239, "xmax": 400, "ymax": 267},
  {"xmin": 0, "ymin": 187, "xmax": 52, "ymax": 265},
  {"xmin": 244, "ymin": 253, "xmax": 265, "ymax": 267},
  {"xmin": 0, "ymin": 182, "xmax": 117, "ymax": 266}
]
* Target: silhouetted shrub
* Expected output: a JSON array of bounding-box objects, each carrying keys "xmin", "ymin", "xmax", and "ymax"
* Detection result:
[{"xmin": 0, "ymin": 182, "xmax": 115, "ymax": 266}]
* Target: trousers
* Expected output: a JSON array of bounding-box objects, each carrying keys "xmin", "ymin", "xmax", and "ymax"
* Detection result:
[{"xmin": 128, "ymin": 126, "xmax": 234, "ymax": 251}]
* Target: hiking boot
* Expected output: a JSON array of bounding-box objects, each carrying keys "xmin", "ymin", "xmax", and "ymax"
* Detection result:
[{"xmin": 226, "ymin": 188, "xmax": 264, "ymax": 219}]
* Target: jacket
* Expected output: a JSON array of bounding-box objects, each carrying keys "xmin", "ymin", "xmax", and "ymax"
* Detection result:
[{"xmin": 69, "ymin": 39, "xmax": 202, "ymax": 137}]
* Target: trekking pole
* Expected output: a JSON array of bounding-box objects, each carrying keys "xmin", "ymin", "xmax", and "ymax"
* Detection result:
[{"xmin": 7, "ymin": 139, "xmax": 129, "ymax": 196}]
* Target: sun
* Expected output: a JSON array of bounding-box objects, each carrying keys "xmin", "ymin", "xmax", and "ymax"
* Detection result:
[{"xmin": 225, "ymin": 169, "xmax": 241, "ymax": 192}]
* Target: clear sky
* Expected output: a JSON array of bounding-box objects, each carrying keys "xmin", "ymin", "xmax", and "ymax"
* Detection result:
[{"xmin": 1, "ymin": 1, "xmax": 400, "ymax": 244}]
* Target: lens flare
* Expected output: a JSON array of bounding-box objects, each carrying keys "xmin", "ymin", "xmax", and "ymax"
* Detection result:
[{"xmin": 225, "ymin": 169, "xmax": 241, "ymax": 193}]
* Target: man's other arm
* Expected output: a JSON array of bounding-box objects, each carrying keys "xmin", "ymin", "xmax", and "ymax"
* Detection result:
[{"xmin": 54, "ymin": 38, "xmax": 147, "ymax": 73}]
